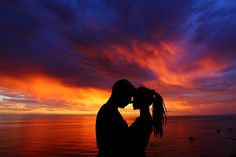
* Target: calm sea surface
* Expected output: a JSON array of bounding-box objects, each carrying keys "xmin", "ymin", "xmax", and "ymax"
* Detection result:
[{"xmin": 0, "ymin": 114, "xmax": 236, "ymax": 157}]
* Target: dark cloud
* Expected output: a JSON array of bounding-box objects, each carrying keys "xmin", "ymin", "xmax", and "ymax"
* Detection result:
[
  {"xmin": 189, "ymin": 0, "xmax": 236, "ymax": 61},
  {"xmin": 2, "ymin": 0, "xmax": 178, "ymax": 88},
  {"xmin": 0, "ymin": 0, "xmax": 236, "ymax": 114},
  {"xmin": 39, "ymin": 0, "xmax": 77, "ymax": 26}
]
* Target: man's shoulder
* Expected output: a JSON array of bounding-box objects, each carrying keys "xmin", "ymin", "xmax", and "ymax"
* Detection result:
[
  {"xmin": 97, "ymin": 104, "xmax": 114, "ymax": 119},
  {"xmin": 97, "ymin": 104, "xmax": 124, "ymax": 122},
  {"xmin": 97, "ymin": 104, "xmax": 110, "ymax": 114}
]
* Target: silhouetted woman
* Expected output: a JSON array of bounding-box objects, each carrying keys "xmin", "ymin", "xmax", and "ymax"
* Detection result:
[{"xmin": 129, "ymin": 87, "xmax": 167, "ymax": 157}]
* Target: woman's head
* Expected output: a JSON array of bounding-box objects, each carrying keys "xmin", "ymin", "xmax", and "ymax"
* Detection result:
[
  {"xmin": 133, "ymin": 87, "xmax": 153, "ymax": 110},
  {"xmin": 133, "ymin": 86, "xmax": 167, "ymax": 137}
]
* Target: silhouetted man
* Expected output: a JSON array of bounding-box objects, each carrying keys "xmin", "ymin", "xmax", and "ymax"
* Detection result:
[{"xmin": 96, "ymin": 79, "xmax": 135, "ymax": 157}]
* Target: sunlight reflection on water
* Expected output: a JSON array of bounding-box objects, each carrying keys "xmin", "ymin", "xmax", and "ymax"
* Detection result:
[{"xmin": 0, "ymin": 115, "xmax": 236, "ymax": 157}]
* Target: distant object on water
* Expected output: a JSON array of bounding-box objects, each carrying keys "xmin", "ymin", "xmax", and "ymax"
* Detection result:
[
  {"xmin": 188, "ymin": 136, "xmax": 194, "ymax": 143},
  {"xmin": 216, "ymin": 129, "xmax": 221, "ymax": 133}
]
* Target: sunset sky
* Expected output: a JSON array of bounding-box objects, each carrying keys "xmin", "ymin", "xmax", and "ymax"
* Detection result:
[{"xmin": 0, "ymin": 0, "xmax": 236, "ymax": 115}]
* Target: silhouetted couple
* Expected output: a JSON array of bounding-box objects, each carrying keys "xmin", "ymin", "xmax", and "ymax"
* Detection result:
[{"xmin": 96, "ymin": 79, "xmax": 166, "ymax": 157}]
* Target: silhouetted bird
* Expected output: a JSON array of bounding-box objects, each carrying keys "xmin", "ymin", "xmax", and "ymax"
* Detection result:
[
  {"xmin": 216, "ymin": 129, "xmax": 221, "ymax": 133},
  {"xmin": 188, "ymin": 136, "xmax": 194, "ymax": 143}
]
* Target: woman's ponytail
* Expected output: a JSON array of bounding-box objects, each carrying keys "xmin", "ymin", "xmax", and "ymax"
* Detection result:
[{"xmin": 152, "ymin": 91, "xmax": 167, "ymax": 137}]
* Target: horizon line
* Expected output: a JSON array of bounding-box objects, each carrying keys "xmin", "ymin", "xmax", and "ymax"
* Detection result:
[{"xmin": 1, "ymin": 113, "xmax": 236, "ymax": 117}]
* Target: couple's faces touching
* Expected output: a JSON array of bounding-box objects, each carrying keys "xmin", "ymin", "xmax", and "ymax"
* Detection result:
[
  {"xmin": 118, "ymin": 91, "xmax": 145, "ymax": 110},
  {"xmin": 112, "ymin": 80, "xmax": 152, "ymax": 109},
  {"xmin": 117, "ymin": 93, "xmax": 133, "ymax": 108}
]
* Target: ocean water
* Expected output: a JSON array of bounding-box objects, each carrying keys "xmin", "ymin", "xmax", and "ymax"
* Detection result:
[{"xmin": 0, "ymin": 114, "xmax": 236, "ymax": 157}]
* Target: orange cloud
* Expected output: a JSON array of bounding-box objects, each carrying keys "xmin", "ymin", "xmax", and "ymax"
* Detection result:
[
  {"xmin": 0, "ymin": 74, "xmax": 110, "ymax": 114},
  {"xmin": 0, "ymin": 41, "xmax": 234, "ymax": 115}
]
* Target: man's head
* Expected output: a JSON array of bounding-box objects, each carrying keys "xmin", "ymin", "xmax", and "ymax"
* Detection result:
[{"xmin": 111, "ymin": 79, "xmax": 136, "ymax": 108}]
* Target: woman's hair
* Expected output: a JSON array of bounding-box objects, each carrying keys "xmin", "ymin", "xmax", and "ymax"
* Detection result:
[
  {"xmin": 136, "ymin": 87, "xmax": 167, "ymax": 137},
  {"xmin": 152, "ymin": 90, "xmax": 167, "ymax": 137}
]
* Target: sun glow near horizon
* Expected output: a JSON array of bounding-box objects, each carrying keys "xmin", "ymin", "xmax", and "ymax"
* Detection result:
[
  {"xmin": 0, "ymin": 71, "xmax": 235, "ymax": 115},
  {"xmin": 0, "ymin": 75, "xmax": 110, "ymax": 115}
]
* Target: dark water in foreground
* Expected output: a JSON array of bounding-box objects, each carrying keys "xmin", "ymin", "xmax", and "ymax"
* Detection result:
[{"xmin": 0, "ymin": 115, "xmax": 236, "ymax": 157}]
